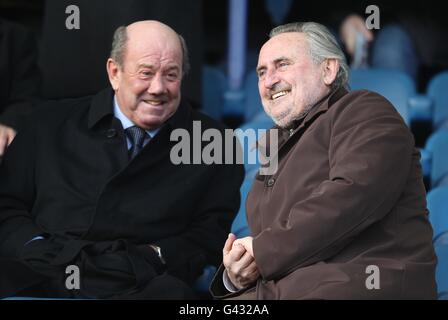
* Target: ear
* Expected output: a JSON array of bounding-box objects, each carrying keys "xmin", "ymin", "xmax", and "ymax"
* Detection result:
[
  {"xmin": 106, "ymin": 58, "xmax": 121, "ymax": 90},
  {"xmin": 322, "ymin": 58, "xmax": 339, "ymax": 86}
]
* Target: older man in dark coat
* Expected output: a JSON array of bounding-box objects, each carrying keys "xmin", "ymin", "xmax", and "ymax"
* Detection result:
[
  {"xmin": 211, "ymin": 22, "xmax": 437, "ymax": 300},
  {"xmin": 0, "ymin": 20, "xmax": 244, "ymax": 299}
]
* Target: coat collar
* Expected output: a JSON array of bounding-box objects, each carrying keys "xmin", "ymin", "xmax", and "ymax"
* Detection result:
[{"xmin": 87, "ymin": 88, "xmax": 114, "ymax": 129}]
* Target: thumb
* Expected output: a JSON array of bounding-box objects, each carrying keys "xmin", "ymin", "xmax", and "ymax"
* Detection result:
[
  {"xmin": 6, "ymin": 128, "xmax": 17, "ymax": 147},
  {"xmin": 223, "ymin": 233, "xmax": 236, "ymax": 255}
]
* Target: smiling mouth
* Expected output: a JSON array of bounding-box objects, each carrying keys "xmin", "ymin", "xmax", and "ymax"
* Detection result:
[
  {"xmin": 142, "ymin": 100, "xmax": 165, "ymax": 106},
  {"xmin": 271, "ymin": 90, "xmax": 290, "ymax": 100}
]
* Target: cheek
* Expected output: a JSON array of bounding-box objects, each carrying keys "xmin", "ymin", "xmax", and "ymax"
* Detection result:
[
  {"xmin": 123, "ymin": 76, "xmax": 148, "ymax": 93},
  {"xmin": 168, "ymin": 82, "xmax": 182, "ymax": 97},
  {"xmin": 133, "ymin": 81, "xmax": 149, "ymax": 95},
  {"xmin": 258, "ymin": 83, "xmax": 264, "ymax": 96},
  {"xmin": 259, "ymin": 86, "xmax": 271, "ymax": 106}
]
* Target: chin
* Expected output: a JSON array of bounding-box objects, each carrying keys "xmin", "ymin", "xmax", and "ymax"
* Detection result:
[
  {"xmin": 135, "ymin": 118, "xmax": 162, "ymax": 130},
  {"xmin": 273, "ymin": 119, "xmax": 290, "ymax": 128},
  {"xmin": 272, "ymin": 112, "xmax": 295, "ymax": 127}
]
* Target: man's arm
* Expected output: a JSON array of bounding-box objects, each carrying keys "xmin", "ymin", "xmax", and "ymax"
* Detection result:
[
  {"xmin": 0, "ymin": 123, "xmax": 45, "ymax": 258},
  {"xmin": 0, "ymin": 21, "xmax": 40, "ymax": 131},
  {"xmin": 254, "ymin": 92, "xmax": 416, "ymax": 281},
  {"xmin": 153, "ymin": 161, "xmax": 245, "ymax": 284}
]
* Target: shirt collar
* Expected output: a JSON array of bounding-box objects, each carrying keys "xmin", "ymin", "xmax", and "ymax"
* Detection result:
[{"xmin": 113, "ymin": 95, "xmax": 161, "ymax": 138}]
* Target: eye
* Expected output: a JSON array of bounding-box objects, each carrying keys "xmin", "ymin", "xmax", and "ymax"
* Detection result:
[
  {"xmin": 166, "ymin": 73, "xmax": 179, "ymax": 81},
  {"xmin": 257, "ymin": 69, "xmax": 266, "ymax": 79},
  {"xmin": 278, "ymin": 61, "xmax": 289, "ymax": 69},
  {"xmin": 140, "ymin": 70, "xmax": 154, "ymax": 78}
]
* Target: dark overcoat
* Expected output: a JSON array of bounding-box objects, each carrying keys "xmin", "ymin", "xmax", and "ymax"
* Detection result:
[{"xmin": 0, "ymin": 88, "xmax": 244, "ymax": 299}]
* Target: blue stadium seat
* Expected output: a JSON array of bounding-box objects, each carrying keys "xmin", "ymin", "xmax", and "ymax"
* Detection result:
[
  {"xmin": 427, "ymin": 71, "xmax": 448, "ymax": 129},
  {"xmin": 194, "ymin": 113, "xmax": 273, "ymax": 294},
  {"xmin": 265, "ymin": 0, "xmax": 293, "ymax": 25},
  {"xmin": 231, "ymin": 168, "xmax": 257, "ymax": 238},
  {"xmin": 424, "ymin": 128, "xmax": 448, "ymax": 188},
  {"xmin": 349, "ymin": 68, "xmax": 417, "ymax": 125},
  {"xmin": 231, "ymin": 114, "xmax": 273, "ymax": 238},
  {"xmin": 408, "ymin": 95, "xmax": 433, "ymax": 122},
  {"xmin": 435, "ymin": 238, "xmax": 448, "ymax": 300},
  {"xmin": 426, "ymin": 188, "xmax": 448, "ymax": 299},
  {"xmin": 244, "ymin": 70, "xmax": 262, "ymax": 121},
  {"xmin": 252, "ymin": 111, "xmax": 274, "ymax": 124},
  {"xmin": 194, "ymin": 264, "xmax": 217, "ymax": 294},
  {"xmin": 194, "ymin": 169, "xmax": 256, "ymax": 294},
  {"xmin": 420, "ymin": 148, "xmax": 432, "ymax": 182},
  {"xmin": 194, "ymin": 161, "xmax": 265, "ymax": 295},
  {"xmin": 202, "ymin": 66, "xmax": 227, "ymax": 120},
  {"xmin": 427, "ymin": 186, "xmax": 448, "ymax": 243}
]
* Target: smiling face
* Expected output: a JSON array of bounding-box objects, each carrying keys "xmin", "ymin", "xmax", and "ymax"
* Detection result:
[
  {"xmin": 107, "ymin": 21, "xmax": 183, "ymax": 130},
  {"xmin": 257, "ymin": 32, "xmax": 330, "ymax": 127}
]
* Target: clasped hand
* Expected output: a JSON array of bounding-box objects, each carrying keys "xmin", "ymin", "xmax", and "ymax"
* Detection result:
[{"xmin": 223, "ymin": 233, "xmax": 260, "ymax": 290}]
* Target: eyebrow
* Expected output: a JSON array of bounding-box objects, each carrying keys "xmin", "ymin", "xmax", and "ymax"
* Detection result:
[
  {"xmin": 164, "ymin": 65, "xmax": 181, "ymax": 72},
  {"xmin": 137, "ymin": 63, "xmax": 180, "ymax": 72},
  {"xmin": 137, "ymin": 63, "xmax": 156, "ymax": 70},
  {"xmin": 274, "ymin": 56, "xmax": 291, "ymax": 64},
  {"xmin": 256, "ymin": 56, "xmax": 291, "ymax": 73}
]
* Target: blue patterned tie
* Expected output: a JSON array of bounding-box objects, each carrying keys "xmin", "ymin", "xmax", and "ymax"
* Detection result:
[{"xmin": 125, "ymin": 126, "xmax": 148, "ymax": 160}]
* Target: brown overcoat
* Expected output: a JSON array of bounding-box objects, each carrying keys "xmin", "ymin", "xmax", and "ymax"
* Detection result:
[{"xmin": 211, "ymin": 88, "xmax": 437, "ymax": 299}]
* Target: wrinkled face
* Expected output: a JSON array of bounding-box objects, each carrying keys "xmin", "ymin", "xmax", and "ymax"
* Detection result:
[
  {"xmin": 257, "ymin": 32, "xmax": 330, "ymax": 127},
  {"xmin": 109, "ymin": 27, "xmax": 183, "ymax": 130}
]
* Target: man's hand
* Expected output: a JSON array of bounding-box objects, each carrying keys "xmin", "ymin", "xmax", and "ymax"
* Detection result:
[
  {"xmin": 0, "ymin": 124, "xmax": 17, "ymax": 156},
  {"xmin": 340, "ymin": 14, "xmax": 374, "ymax": 58},
  {"xmin": 223, "ymin": 233, "xmax": 260, "ymax": 290},
  {"xmin": 233, "ymin": 236, "xmax": 254, "ymax": 256}
]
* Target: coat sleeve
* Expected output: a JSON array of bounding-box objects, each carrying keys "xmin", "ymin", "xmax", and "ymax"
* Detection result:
[
  {"xmin": 0, "ymin": 22, "xmax": 40, "ymax": 130},
  {"xmin": 0, "ymin": 117, "xmax": 244, "ymax": 296},
  {"xmin": 253, "ymin": 92, "xmax": 416, "ymax": 281},
  {"xmin": 154, "ymin": 161, "xmax": 245, "ymax": 285},
  {"xmin": 0, "ymin": 122, "xmax": 45, "ymax": 258}
]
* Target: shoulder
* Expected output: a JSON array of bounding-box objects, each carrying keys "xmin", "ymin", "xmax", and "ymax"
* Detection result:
[
  {"xmin": 0, "ymin": 19, "xmax": 35, "ymax": 42},
  {"xmin": 30, "ymin": 94, "xmax": 93, "ymax": 128},
  {"xmin": 329, "ymin": 89, "xmax": 407, "ymax": 126},
  {"xmin": 325, "ymin": 89, "xmax": 415, "ymax": 149}
]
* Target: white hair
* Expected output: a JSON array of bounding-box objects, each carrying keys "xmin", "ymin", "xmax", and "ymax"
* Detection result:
[{"xmin": 270, "ymin": 22, "xmax": 349, "ymax": 90}]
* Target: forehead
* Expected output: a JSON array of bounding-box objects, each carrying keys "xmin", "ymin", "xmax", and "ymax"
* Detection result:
[
  {"xmin": 258, "ymin": 32, "xmax": 310, "ymax": 64},
  {"xmin": 126, "ymin": 33, "xmax": 182, "ymax": 66}
]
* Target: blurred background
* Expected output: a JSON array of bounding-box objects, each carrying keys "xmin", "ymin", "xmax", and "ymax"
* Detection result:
[{"xmin": 1, "ymin": 0, "xmax": 448, "ymax": 299}]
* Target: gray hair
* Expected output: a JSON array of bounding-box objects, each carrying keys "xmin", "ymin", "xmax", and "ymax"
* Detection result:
[
  {"xmin": 110, "ymin": 25, "xmax": 190, "ymax": 76},
  {"xmin": 270, "ymin": 22, "xmax": 349, "ymax": 90}
]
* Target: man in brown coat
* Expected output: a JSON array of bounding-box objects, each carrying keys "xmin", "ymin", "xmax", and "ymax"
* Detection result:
[{"xmin": 210, "ymin": 22, "xmax": 437, "ymax": 299}]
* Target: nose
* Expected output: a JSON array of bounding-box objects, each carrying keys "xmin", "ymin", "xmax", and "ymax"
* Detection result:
[
  {"xmin": 263, "ymin": 69, "xmax": 280, "ymax": 89},
  {"xmin": 148, "ymin": 73, "xmax": 166, "ymax": 95}
]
